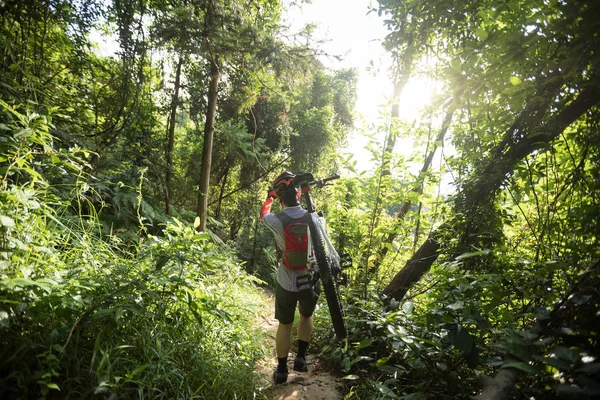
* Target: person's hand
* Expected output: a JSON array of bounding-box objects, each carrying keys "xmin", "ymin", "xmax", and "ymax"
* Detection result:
[{"xmin": 268, "ymin": 190, "xmax": 278, "ymax": 198}]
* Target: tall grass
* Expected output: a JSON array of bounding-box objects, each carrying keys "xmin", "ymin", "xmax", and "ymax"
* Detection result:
[{"xmin": 0, "ymin": 102, "xmax": 268, "ymax": 399}]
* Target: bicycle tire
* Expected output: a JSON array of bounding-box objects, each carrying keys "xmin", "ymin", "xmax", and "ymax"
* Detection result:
[{"xmin": 307, "ymin": 213, "xmax": 347, "ymax": 339}]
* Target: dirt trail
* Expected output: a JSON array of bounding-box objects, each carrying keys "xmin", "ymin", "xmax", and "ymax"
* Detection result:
[{"xmin": 255, "ymin": 288, "xmax": 343, "ymax": 400}]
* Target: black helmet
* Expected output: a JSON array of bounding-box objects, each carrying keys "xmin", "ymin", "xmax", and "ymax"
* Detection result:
[{"xmin": 272, "ymin": 171, "xmax": 295, "ymax": 195}]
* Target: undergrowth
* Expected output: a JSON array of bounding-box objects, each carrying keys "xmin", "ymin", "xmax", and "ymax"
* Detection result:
[
  {"xmin": 313, "ymin": 262, "xmax": 600, "ymax": 399},
  {"xmin": 0, "ymin": 102, "xmax": 268, "ymax": 399}
]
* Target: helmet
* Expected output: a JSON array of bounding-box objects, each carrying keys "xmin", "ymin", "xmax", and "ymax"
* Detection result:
[{"xmin": 272, "ymin": 171, "xmax": 295, "ymax": 195}]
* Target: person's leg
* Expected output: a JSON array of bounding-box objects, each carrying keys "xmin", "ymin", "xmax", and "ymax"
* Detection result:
[
  {"xmin": 295, "ymin": 289, "xmax": 319, "ymax": 372},
  {"xmin": 293, "ymin": 314, "xmax": 312, "ymax": 371},
  {"xmin": 276, "ymin": 322, "xmax": 293, "ymax": 359},
  {"xmin": 297, "ymin": 314, "xmax": 313, "ymax": 343},
  {"xmin": 273, "ymin": 283, "xmax": 297, "ymax": 383}
]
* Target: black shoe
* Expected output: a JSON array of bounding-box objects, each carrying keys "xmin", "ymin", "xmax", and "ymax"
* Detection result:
[
  {"xmin": 293, "ymin": 357, "xmax": 308, "ymax": 372},
  {"xmin": 273, "ymin": 368, "xmax": 288, "ymax": 384}
]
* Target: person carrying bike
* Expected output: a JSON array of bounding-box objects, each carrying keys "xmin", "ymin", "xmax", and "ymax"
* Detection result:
[{"xmin": 260, "ymin": 171, "xmax": 319, "ymax": 384}]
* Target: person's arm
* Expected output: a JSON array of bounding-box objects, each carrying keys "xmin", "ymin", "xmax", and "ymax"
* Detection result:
[{"xmin": 259, "ymin": 190, "xmax": 277, "ymax": 220}]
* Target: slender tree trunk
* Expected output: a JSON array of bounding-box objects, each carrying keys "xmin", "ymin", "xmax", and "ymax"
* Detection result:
[
  {"xmin": 196, "ymin": 56, "xmax": 220, "ymax": 231},
  {"xmin": 361, "ymin": 78, "xmax": 410, "ymax": 292},
  {"xmin": 374, "ymin": 109, "xmax": 453, "ymax": 269},
  {"xmin": 165, "ymin": 55, "xmax": 183, "ymax": 216},
  {"xmin": 383, "ymin": 82, "xmax": 600, "ymax": 302},
  {"xmin": 381, "ymin": 80, "xmax": 406, "ymax": 176},
  {"xmin": 215, "ymin": 164, "xmax": 229, "ymax": 220}
]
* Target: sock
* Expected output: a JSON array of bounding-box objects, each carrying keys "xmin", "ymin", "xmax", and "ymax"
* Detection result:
[
  {"xmin": 277, "ymin": 357, "xmax": 288, "ymax": 372},
  {"xmin": 297, "ymin": 340, "xmax": 309, "ymax": 359}
]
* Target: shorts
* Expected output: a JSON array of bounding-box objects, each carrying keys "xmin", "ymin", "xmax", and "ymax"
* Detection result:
[{"xmin": 274, "ymin": 282, "xmax": 320, "ymax": 325}]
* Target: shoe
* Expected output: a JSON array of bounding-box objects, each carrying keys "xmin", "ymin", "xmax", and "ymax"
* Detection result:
[
  {"xmin": 273, "ymin": 368, "xmax": 288, "ymax": 384},
  {"xmin": 293, "ymin": 357, "xmax": 308, "ymax": 372}
]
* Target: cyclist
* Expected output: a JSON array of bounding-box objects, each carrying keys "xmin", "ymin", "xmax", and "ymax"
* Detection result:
[{"xmin": 260, "ymin": 171, "xmax": 319, "ymax": 384}]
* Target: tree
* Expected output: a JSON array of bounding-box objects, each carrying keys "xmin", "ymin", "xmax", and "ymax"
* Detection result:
[
  {"xmin": 375, "ymin": 0, "xmax": 600, "ymax": 302},
  {"xmin": 150, "ymin": 0, "xmax": 203, "ymax": 215},
  {"xmin": 165, "ymin": 55, "xmax": 183, "ymax": 215},
  {"xmin": 193, "ymin": 0, "xmax": 285, "ymax": 231}
]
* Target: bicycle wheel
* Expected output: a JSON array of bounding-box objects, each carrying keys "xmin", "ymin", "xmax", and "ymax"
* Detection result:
[{"xmin": 308, "ymin": 213, "xmax": 347, "ymax": 339}]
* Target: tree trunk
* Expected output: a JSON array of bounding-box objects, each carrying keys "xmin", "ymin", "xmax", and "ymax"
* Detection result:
[
  {"xmin": 382, "ymin": 223, "xmax": 445, "ymax": 301},
  {"xmin": 381, "ymin": 80, "xmax": 406, "ymax": 175},
  {"xmin": 382, "ymin": 82, "xmax": 600, "ymax": 302},
  {"xmin": 362, "ymin": 79, "xmax": 410, "ymax": 292},
  {"xmin": 165, "ymin": 55, "xmax": 183, "ymax": 216},
  {"xmin": 214, "ymin": 164, "xmax": 229, "ymax": 220},
  {"xmin": 472, "ymin": 356, "xmax": 520, "ymax": 400},
  {"xmin": 374, "ymin": 109, "xmax": 453, "ymax": 270},
  {"xmin": 196, "ymin": 56, "xmax": 220, "ymax": 231}
]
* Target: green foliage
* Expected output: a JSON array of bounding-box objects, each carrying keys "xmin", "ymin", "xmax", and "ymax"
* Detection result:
[
  {"xmin": 313, "ymin": 291, "xmax": 479, "ymax": 399},
  {"xmin": 2, "ymin": 0, "xmax": 598, "ymax": 399},
  {"xmin": 350, "ymin": 0, "xmax": 600, "ymax": 396},
  {"xmin": 0, "ymin": 104, "xmax": 268, "ymax": 398},
  {"xmin": 289, "ymin": 68, "xmax": 358, "ymax": 172}
]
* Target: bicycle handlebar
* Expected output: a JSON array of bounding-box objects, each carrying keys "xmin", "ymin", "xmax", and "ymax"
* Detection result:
[
  {"xmin": 294, "ymin": 173, "xmax": 340, "ymax": 188},
  {"xmin": 310, "ymin": 173, "xmax": 340, "ymax": 188}
]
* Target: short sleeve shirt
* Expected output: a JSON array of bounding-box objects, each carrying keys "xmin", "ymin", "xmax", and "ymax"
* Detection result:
[{"xmin": 263, "ymin": 205, "xmax": 311, "ymax": 292}]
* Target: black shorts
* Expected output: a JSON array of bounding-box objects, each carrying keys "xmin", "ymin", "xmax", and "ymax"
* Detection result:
[{"xmin": 275, "ymin": 282, "xmax": 319, "ymax": 325}]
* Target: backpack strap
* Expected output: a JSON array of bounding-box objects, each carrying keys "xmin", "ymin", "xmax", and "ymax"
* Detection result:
[
  {"xmin": 274, "ymin": 212, "xmax": 310, "ymax": 231},
  {"xmin": 274, "ymin": 211, "xmax": 305, "ymax": 226}
]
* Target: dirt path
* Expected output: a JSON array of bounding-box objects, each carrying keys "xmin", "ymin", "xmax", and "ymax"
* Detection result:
[{"xmin": 255, "ymin": 287, "xmax": 343, "ymax": 400}]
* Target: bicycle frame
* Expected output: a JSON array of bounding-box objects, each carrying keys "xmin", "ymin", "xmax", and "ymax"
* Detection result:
[{"xmin": 290, "ymin": 172, "xmax": 346, "ymax": 339}]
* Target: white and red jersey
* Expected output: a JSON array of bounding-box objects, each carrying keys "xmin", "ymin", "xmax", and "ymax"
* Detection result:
[{"xmin": 260, "ymin": 199, "xmax": 312, "ymax": 292}]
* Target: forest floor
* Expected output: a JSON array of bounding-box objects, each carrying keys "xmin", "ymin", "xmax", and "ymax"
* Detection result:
[{"xmin": 254, "ymin": 287, "xmax": 344, "ymax": 400}]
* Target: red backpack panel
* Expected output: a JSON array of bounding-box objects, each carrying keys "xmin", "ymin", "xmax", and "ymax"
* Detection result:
[{"xmin": 275, "ymin": 213, "xmax": 310, "ymax": 270}]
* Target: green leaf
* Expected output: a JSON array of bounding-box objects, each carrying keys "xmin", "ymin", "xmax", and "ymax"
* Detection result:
[
  {"xmin": 474, "ymin": 28, "xmax": 488, "ymax": 41},
  {"xmin": 374, "ymin": 381, "xmax": 397, "ymax": 398},
  {"xmin": 501, "ymin": 361, "xmax": 539, "ymax": 374},
  {"xmin": 552, "ymin": 346, "xmax": 579, "ymax": 363},
  {"xmin": 578, "ymin": 363, "xmax": 600, "ymax": 374},
  {"xmin": 342, "ymin": 374, "xmax": 360, "ymax": 380},
  {"xmin": 448, "ymin": 327, "xmax": 473, "ymax": 353},
  {"xmin": 540, "ymin": 356, "xmax": 571, "ymax": 371},
  {"xmin": 14, "ymin": 127, "xmax": 33, "ymax": 139},
  {"xmin": 1, "ymin": 277, "xmax": 49, "ymax": 290},
  {"xmin": 356, "ymin": 338, "xmax": 373, "ymax": 349},
  {"xmin": 350, "ymin": 355, "xmax": 373, "ymax": 366},
  {"xmin": 510, "ymin": 76, "xmax": 522, "ymax": 86},
  {"xmin": 46, "ymin": 383, "xmax": 60, "ymax": 390},
  {"xmin": 196, "ymin": 232, "xmax": 211, "ymax": 240},
  {"xmin": 155, "ymin": 255, "xmax": 169, "ymax": 271},
  {"xmin": 448, "ymin": 300, "xmax": 464, "ymax": 310},
  {"xmin": 378, "ymin": 365, "xmax": 406, "ymax": 375},
  {"xmin": 376, "ymin": 356, "xmax": 391, "ymax": 367},
  {"xmin": 0, "ymin": 215, "xmax": 15, "ymax": 228},
  {"xmin": 0, "ymin": 310, "xmax": 9, "ymax": 328},
  {"xmin": 415, "ymin": 337, "xmax": 440, "ymax": 348},
  {"xmin": 553, "ymin": 384, "xmax": 586, "ymax": 396},
  {"xmin": 455, "ymin": 249, "xmax": 490, "ymax": 261}
]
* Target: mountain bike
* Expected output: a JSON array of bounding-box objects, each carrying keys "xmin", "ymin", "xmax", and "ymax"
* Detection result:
[{"xmin": 293, "ymin": 172, "xmax": 349, "ymax": 340}]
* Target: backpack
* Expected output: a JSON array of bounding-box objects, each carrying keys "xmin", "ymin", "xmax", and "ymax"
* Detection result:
[{"xmin": 275, "ymin": 212, "xmax": 310, "ymax": 270}]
